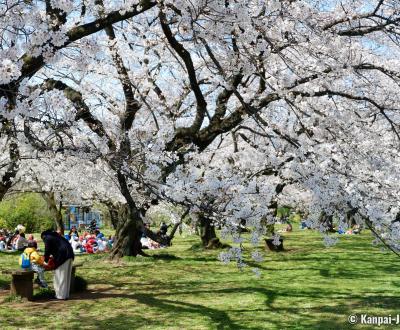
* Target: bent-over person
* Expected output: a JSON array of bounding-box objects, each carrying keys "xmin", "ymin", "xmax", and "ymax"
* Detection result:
[{"xmin": 41, "ymin": 230, "xmax": 74, "ymax": 300}]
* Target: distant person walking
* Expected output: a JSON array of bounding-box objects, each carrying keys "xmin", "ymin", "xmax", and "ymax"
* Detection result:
[{"xmin": 41, "ymin": 230, "xmax": 74, "ymax": 300}]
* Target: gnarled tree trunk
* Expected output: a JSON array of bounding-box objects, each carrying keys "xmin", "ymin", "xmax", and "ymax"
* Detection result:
[
  {"xmin": 41, "ymin": 191, "xmax": 64, "ymax": 233},
  {"xmin": 109, "ymin": 172, "xmax": 174, "ymax": 258},
  {"xmin": 109, "ymin": 171, "xmax": 145, "ymax": 258},
  {"xmin": 199, "ymin": 215, "xmax": 222, "ymax": 248},
  {"xmin": 109, "ymin": 207, "xmax": 143, "ymax": 258},
  {"xmin": 319, "ymin": 212, "xmax": 335, "ymax": 232},
  {"xmin": 106, "ymin": 202, "xmax": 128, "ymax": 230}
]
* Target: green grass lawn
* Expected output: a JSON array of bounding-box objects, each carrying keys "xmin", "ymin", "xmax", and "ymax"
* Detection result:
[{"xmin": 0, "ymin": 226, "xmax": 399, "ymax": 330}]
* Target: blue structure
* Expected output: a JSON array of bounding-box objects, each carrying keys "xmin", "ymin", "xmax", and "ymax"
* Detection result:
[{"xmin": 64, "ymin": 205, "xmax": 102, "ymax": 230}]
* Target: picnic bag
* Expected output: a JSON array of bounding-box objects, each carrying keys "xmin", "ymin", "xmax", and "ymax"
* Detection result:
[{"xmin": 20, "ymin": 252, "xmax": 31, "ymax": 269}]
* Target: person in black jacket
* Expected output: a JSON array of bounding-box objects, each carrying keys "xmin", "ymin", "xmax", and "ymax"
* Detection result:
[{"xmin": 41, "ymin": 230, "xmax": 74, "ymax": 300}]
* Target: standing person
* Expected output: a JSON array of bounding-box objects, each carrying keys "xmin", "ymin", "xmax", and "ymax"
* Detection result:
[
  {"xmin": 89, "ymin": 219, "xmax": 97, "ymax": 233},
  {"xmin": 41, "ymin": 230, "xmax": 74, "ymax": 300}
]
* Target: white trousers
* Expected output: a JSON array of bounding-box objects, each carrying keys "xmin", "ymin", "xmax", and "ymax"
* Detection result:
[{"xmin": 54, "ymin": 258, "xmax": 73, "ymax": 299}]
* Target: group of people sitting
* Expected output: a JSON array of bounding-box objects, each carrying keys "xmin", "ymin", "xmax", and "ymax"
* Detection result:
[
  {"xmin": 0, "ymin": 225, "xmax": 48, "ymax": 288},
  {"xmin": 338, "ymin": 224, "xmax": 362, "ymax": 235},
  {"xmin": 64, "ymin": 226, "xmax": 113, "ymax": 254},
  {"xmin": 0, "ymin": 225, "xmax": 39, "ymax": 252},
  {"xmin": 0, "ymin": 223, "xmax": 114, "ymax": 256},
  {"xmin": 1, "ymin": 220, "xmax": 172, "ymax": 255},
  {"xmin": 140, "ymin": 222, "xmax": 170, "ymax": 250}
]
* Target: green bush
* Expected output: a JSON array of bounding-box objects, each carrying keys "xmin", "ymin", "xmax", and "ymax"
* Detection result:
[
  {"xmin": 33, "ymin": 287, "xmax": 55, "ymax": 300},
  {"xmin": 0, "ymin": 217, "xmax": 7, "ymax": 229},
  {"xmin": 0, "ymin": 193, "xmax": 54, "ymax": 233}
]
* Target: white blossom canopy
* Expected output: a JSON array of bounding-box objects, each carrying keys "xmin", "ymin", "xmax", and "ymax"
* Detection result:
[{"xmin": 1, "ymin": 0, "xmax": 400, "ymax": 261}]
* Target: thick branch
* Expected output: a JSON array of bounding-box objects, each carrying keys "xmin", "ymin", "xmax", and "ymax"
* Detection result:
[
  {"xmin": 0, "ymin": 127, "xmax": 20, "ymax": 201},
  {"xmin": 159, "ymin": 10, "xmax": 207, "ymax": 134},
  {"xmin": 44, "ymin": 79, "xmax": 117, "ymax": 151},
  {"xmin": 0, "ymin": 0, "xmax": 156, "ymax": 98}
]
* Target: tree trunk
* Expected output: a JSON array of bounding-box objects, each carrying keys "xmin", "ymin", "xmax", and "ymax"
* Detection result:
[
  {"xmin": 109, "ymin": 208, "xmax": 143, "ymax": 258},
  {"xmin": 0, "ymin": 140, "xmax": 20, "ymax": 202},
  {"xmin": 199, "ymin": 215, "xmax": 221, "ymax": 248},
  {"xmin": 319, "ymin": 212, "xmax": 335, "ymax": 232},
  {"xmin": 167, "ymin": 208, "xmax": 189, "ymax": 243},
  {"xmin": 108, "ymin": 206, "xmax": 120, "ymax": 230},
  {"xmin": 346, "ymin": 209, "xmax": 357, "ymax": 227},
  {"xmin": 109, "ymin": 171, "xmax": 145, "ymax": 258},
  {"xmin": 105, "ymin": 202, "xmax": 128, "ymax": 230},
  {"xmin": 41, "ymin": 191, "xmax": 64, "ymax": 233},
  {"xmin": 109, "ymin": 171, "xmax": 182, "ymax": 258}
]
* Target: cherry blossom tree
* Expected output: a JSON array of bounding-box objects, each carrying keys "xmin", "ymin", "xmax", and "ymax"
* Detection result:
[{"xmin": 1, "ymin": 0, "xmax": 400, "ymax": 262}]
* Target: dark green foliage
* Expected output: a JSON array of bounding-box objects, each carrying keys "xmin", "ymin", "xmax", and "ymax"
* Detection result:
[
  {"xmin": 0, "ymin": 193, "xmax": 54, "ymax": 232},
  {"xmin": 33, "ymin": 287, "xmax": 55, "ymax": 300}
]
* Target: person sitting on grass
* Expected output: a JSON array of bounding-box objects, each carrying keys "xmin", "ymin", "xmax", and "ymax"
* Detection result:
[
  {"xmin": 20, "ymin": 241, "xmax": 48, "ymax": 288},
  {"xmin": 69, "ymin": 235, "xmax": 82, "ymax": 253},
  {"xmin": 352, "ymin": 224, "xmax": 361, "ymax": 234},
  {"xmin": 107, "ymin": 235, "xmax": 114, "ymax": 250},
  {"xmin": 27, "ymin": 234, "xmax": 38, "ymax": 248},
  {"xmin": 94, "ymin": 229, "xmax": 104, "ymax": 239},
  {"xmin": 16, "ymin": 232, "xmax": 28, "ymax": 251},
  {"xmin": 10, "ymin": 230, "xmax": 19, "ymax": 250},
  {"xmin": 97, "ymin": 237, "xmax": 107, "ymax": 252},
  {"xmin": 84, "ymin": 236, "xmax": 98, "ymax": 254},
  {"xmin": 69, "ymin": 226, "xmax": 79, "ymax": 238}
]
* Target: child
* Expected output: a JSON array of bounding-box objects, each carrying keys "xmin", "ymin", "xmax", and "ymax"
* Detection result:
[
  {"xmin": 69, "ymin": 235, "xmax": 82, "ymax": 253},
  {"xmin": 20, "ymin": 241, "xmax": 48, "ymax": 288}
]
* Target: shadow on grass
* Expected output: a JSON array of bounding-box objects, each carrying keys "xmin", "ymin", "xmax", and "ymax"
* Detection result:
[
  {"xmin": 68, "ymin": 285, "xmax": 399, "ymax": 329},
  {"xmin": 391, "ymin": 280, "xmax": 400, "ymax": 287},
  {"xmin": 12, "ymin": 280, "xmax": 399, "ymax": 329},
  {"xmin": 150, "ymin": 253, "xmax": 182, "ymax": 261},
  {"xmin": 181, "ymin": 256, "xmax": 218, "ymax": 263},
  {"xmin": 59, "ymin": 287, "xmax": 258, "ymax": 330},
  {"xmin": 188, "ymin": 242, "xmax": 230, "ymax": 251}
]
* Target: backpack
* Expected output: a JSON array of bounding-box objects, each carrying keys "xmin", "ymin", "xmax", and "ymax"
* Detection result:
[{"xmin": 20, "ymin": 252, "xmax": 31, "ymax": 269}]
